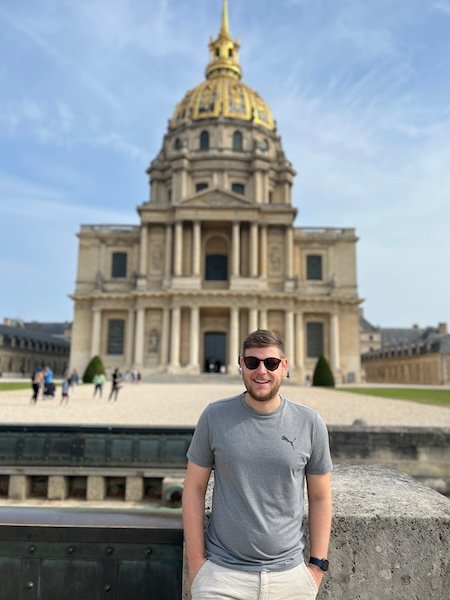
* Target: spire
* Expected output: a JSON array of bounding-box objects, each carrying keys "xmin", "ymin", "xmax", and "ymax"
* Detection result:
[
  {"xmin": 206, "ymin": 0, "xmax": 242, "ymax": 80},
  {"xmin": 220, "ymin": 0, "xmax": 230, "ymax": 36}
]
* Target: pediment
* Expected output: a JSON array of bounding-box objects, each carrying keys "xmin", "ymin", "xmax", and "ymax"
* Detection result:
[{"xmin": 180, "ymin": 188, "xmax": 253, "ymax": 208}]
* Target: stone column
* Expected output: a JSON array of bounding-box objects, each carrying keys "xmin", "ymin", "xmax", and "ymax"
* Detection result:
[
  {"xmin": 164, "ymin": 224, "xmax": 173, "ymax": 277},
  {"xmin": 254, "ymin": 170, "xmax": 262, "ymax": 203},
  {"xmin": 285, "ymin": 310, "xmax": 296, "ymax": 369},
  {"xmin": 91, "ymin": 308, "xmax": 101, "ymax": 357},
  {"xmin": 170, "ymin": 307, "xmax": 181, "ymax": 368},
  {"xmin": 295, "ymin": 313, "xmax": 304, "ymax": 376},
  {"xmin": 249, "ymin": 308, "xmax": 258, "ymax": 333},
  {"xmin": 330, "ymin": 313, "xmax": 341, "ymax": 372},
  {"xmin": 228, "ymin": 306, "xmax": 240, "ymax": 374},
  {"xmin": 259, "ymin": 309, "xmax": 268, "ymax": 330},
  {"xmin": 192, "ymin": 221, "xmax": 201, "ymax": 277},
  {"xmin": 189, "ymin": 306, "xmax": 200, "ymax": 371},
  {"xmin": 260, "ymin": 225, "xmax": 268, "ymax": 278},
  {"xmin": 174, "ymin": 222, "xmax": 183, "ymax": 276},
  {"xmin": 125, "ymin": 309, "xmax": 135, "ymax": 366},
  {"xmin": 285, "ymin": 227, "xmax": 294, "ymax": 279},
  {"xmin": 134, "ymin": 307, "xmax": 145, "ymax": 368},
  {"xmin": 232, "ymin": 222, "xmax": 240, "ymax": 277},
  {"xmin": 160, "ymin": 307, "xmax": 170, "ymax": 368},
  {"xmin": 139, "ymin": 224, "xmax": 148, "ymax": 277},
  {"xmin": 250, "ymin": 223, "xmax": 259, "ymax": 277}
]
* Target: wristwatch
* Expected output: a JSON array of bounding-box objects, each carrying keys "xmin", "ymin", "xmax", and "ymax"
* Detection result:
[{"xmin": 309, "ymin": 557, "xmax": 329, "ymax": 571}]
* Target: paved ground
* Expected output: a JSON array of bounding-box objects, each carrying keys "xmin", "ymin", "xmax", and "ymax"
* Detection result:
[{"xmin": 1, "ymin": 378, "xmax": 449, "ymax": 428}]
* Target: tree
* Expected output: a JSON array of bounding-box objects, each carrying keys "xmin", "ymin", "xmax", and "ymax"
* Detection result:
[
  {"xmin": 83, "ymin": 355, "xmax": 105, "ymax": 383},
  {"xmin": 312, "ymin": 355, "xmax": 335, "ymax": 387}
]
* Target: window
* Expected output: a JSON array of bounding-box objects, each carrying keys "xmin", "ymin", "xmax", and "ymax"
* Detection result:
[
  {"xmin": 233, "ymin": 131, "xmax": 243, "ymax": 151},
  {"xmin": 307, "ymin": 322, "xmax": 324, "ymax": 358},
  {"xmin": 107, "ymin": 320, "xmax": 125, "ymax": 355},
  {"xmin": 231, "ymin": 182, "xmax": 245, "ymax": 195},
  {"xmin": 306, "ymin": 255, "xmax": 322, "ymax": 281},
  {"xmin": 200, "ymin": 130, "xmax": 210, "ymax": 150},
  {"xmin": 205, "ymin": 254, "xmax": 228, "ymax": 281},
  {"xmin": 174, "ymin": 138, "xmax": 182, "ymax": 150},
  {"xmin": 111, "ymin": 252, "xmax": 127, "ymax": 278},
  {"xmin": 196, "ymin": 182, "xmax": 209, "ymax": 192}
]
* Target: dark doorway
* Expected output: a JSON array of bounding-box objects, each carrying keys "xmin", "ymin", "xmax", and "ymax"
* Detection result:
[{"xmin": 204, "ymin": 332, "xmax": 226, "ymax": 373}]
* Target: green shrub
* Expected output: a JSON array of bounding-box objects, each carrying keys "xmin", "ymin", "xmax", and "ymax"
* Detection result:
[
  {"xmin": 83, "ymin": 355, "xmax": 105, "ymax": 383},
  {"xmin": 312, "ymin": 355, "xmax": 335, "ymax": 387}
]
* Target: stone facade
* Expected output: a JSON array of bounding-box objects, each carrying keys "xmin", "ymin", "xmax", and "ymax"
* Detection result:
[
  {"xmin": 70, "ymin": 2, "xmax": 361, "ymax": 384},
  {"xmin": 361, "ymin": 322, "xmax": 450, "ymax": 385}
]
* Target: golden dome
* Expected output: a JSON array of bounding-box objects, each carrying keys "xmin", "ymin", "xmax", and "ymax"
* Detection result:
[{"xmin": 170, "ymin": 0, "xmax": 275, "ymax": 132}]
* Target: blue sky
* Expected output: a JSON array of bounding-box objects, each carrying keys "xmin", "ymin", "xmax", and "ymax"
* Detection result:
[{"xmin": 0, "ymin": 0, "xmax": 449, "ymax": 329}]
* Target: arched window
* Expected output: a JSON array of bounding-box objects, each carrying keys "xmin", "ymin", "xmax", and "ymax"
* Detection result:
[
  {"xmin": 200, "ymin": 130, "xmax": 210, "ymax": 150},
  {"xmin": 232, "ymin": 131, "xmax": 243, "ymax": 151},
  {"xmin": 174, "ymin": 138, "xmax": 182, "ymax": 150}
]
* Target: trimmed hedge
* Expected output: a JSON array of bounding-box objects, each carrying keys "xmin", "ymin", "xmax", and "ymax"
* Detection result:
[
  {"xmin": 83, "ymin": 355, "xmax": 105, "ymax": 384},
  {"xmin": 312, "ymin": 355, "xmax": 335, "ymax": 387}
]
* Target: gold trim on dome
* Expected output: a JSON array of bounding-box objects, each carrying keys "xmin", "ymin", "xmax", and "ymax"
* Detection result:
[{"xmin": 169, "ymin": 0, "xmax": 275, "ymax": 131}]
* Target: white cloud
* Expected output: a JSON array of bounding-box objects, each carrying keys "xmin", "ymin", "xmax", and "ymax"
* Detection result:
[{"xmin": 433, "ymin": 1, "xmax": 450, "ymax": 15}]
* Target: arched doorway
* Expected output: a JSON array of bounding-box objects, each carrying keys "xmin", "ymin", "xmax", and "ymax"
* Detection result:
[{"xmin": 204, "ymin": 332, "xmax": 226, "ymax": 373}]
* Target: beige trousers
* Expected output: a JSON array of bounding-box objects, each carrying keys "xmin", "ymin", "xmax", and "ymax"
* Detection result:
[{"xmin": 191, "ymin": 560, "xmax": 319, "ymax": 600}]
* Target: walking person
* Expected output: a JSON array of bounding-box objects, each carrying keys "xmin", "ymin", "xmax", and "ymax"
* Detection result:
[
  {"xmin": 108, "ymin": 367, "xmax": 122, "ymax": 402},
  {"xmin": 92, "ymin": 372, "xmax": 106, "ymax": 398},
  {"xmin": 30, "ymin": 366, "xmax": 43, "ymax": 404},
  {"xmin": 60, "ymin": 378, "xmax": 70, "ymax": 405},
  {"xmin": 183, "ymin": 329, "xmax": 333, "ymax": 600}
]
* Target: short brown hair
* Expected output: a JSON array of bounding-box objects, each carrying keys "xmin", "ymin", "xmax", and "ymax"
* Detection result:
[{"xmin": 241, "ymin": 329, "xmax": 285, "ymax": 357}]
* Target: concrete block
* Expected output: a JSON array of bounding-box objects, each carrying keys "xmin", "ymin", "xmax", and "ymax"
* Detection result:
[
  {"xmin": 316, "ymin": 465, "xmax": 450, "ymax": 600},
  {"xmin": 184, "ymin": 465, "xmax": 450, "ymax": 600},
  {"xmin": 47, "ymin": 476, "xmax": 69, "ymax": 500},
  {"xmin": 86, "ymin": 476, "xmax": 106, "ymax": 501},
  {"xmin": 8, "ymin": 475, "xmax": 30, "ymax": 500},
  {"xmin": 125, "ymin": 476, "xmax": 144, "ymax": 502}
]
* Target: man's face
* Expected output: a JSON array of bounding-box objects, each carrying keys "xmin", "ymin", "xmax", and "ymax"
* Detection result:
[{"xmin": 240, "ymin": 345, "xmax": 288, "ymax": 404}]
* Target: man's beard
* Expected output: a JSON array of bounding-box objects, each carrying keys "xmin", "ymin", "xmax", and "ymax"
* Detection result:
[{"xmin": 245, "ymin": 378, "xmax": 282, "ymax": 403}]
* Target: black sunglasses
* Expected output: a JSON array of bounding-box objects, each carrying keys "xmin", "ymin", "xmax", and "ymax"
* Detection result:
[{"xmin": 242, "ymin": 356, "xmax": 282, "ymax": 371}]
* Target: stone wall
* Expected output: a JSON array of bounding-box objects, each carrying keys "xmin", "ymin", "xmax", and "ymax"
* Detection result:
[
  {"xmin": 329, "ymin": 425, "xmax": 450, "ymax": 495},
  {"xmin": 183, "ymin": 465, "xmax": 450, "ymax": 600}
]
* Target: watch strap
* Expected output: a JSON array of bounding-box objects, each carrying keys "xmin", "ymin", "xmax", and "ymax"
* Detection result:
[{"xmin": 309, "ymin": 556, "xmax": 329, "ymax": 571}]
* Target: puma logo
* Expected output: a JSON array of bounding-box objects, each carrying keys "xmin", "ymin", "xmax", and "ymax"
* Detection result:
[{"xmin": 281, "ymin": 435, "xmax": 296, "ymax": 449}]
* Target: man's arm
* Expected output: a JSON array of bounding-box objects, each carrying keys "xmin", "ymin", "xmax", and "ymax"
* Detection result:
[
  {"xmin": 306, "ymin": 472, "xmax": 332, "ymax": 587},
  {"xmin": 182, "ymin": 460, "xmax": 212, "ymax": 584}
]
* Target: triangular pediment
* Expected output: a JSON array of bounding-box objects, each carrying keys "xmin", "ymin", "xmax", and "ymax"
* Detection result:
[{"xmin": 179, "ymin": 188, "xmax": 253, "ymax": 208}]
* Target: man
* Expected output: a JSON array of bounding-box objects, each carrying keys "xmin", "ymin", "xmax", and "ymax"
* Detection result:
[{"xmin": 183, "ymin": 329, "xmax": 332, "ymax": 599}]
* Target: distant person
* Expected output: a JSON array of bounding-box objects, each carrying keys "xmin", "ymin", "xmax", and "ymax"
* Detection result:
[
  {"xmin": 93, "ymin": 372, "xmax": 106, "ymax": 398},
  {"xmin": 30, "ymin": 367, "xmax": 43, "ymax": 404},
  {"xmin": 108, "ymin": 368, "xmax": 122, "ymax": 401},
  {"xmin": 43, "ymin": 366, "xmax": 55, "ymax": 398},
  {"xmin": 69, "ymin": 369, "xmax": 80, "ymax": 388},
  {"xmin": 60, "ymin": 378, "xmax": 70, "ymax": 405}
]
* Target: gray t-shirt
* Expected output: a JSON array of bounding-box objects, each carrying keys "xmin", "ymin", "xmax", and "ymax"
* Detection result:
[{"xmin": 187, "ymin": 393, "xmax": 333, "ymax": 572}]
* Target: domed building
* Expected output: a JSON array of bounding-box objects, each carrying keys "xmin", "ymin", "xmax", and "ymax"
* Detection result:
[{"xmin": 70, "ymin": 0, "xmax": 361, "ymax": 382}]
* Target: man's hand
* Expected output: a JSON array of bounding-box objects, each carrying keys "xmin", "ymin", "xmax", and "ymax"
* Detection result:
[
  {"xmin": 189, "ymin": 557, "xmax": 208, "ymax": 586},
  {"xmin": 307, "ymin": 564, "xmax": 324, "ymax": 588}
]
